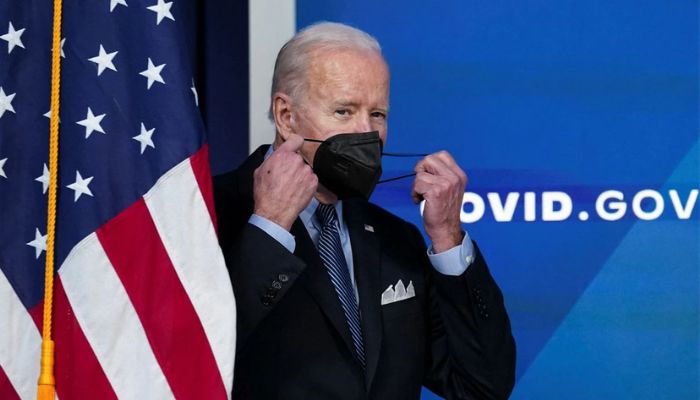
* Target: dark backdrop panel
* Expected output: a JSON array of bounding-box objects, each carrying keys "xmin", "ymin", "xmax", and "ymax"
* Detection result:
[{"xmin": 199, "ymin": 0, "xmax": 248, "ymax": 175}]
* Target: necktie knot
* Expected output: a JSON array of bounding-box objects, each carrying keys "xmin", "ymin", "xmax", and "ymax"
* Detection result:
[{"xmin": 316, "ymin": 203, "xmax": 338, "ymax": 228}]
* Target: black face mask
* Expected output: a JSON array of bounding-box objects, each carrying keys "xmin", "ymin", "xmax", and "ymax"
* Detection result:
[
  {"xmin": 304, "ymin": 131, "xmax": 383, "ymax": 200},
  {"xmin": 304, "ymin": 131, "xmax": 427, "ymax": 200}
]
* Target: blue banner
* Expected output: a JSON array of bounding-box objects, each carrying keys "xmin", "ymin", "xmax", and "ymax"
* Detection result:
[{"xmin": 298, "ymin": 1, "xmax": 698, "ymax": 398}]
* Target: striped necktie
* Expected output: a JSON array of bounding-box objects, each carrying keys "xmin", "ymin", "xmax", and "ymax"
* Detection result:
[{"xmin": 315, "ymin": 203, "xmax": 366, "ymax": 367}]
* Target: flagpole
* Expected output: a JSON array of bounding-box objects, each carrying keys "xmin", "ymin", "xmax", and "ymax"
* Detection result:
[{"xmin": 37, "ymin": 0, "xmax": 63, "ymax": 398}]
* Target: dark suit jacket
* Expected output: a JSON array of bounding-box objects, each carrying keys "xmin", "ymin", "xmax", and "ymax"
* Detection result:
[{"xmin": 213, "ymin": 145, "xmax": 516, "ymax": 400}]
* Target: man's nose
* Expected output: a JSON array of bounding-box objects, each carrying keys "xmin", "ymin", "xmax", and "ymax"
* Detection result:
[{"xmin": 353, "ymin": 113, "xmax": 372, "ymax": 133}]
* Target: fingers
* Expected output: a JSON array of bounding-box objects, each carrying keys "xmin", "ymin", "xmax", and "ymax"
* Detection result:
[
  {"xmin": 411, "ymin": 171, "xmax": 451, "ymax": 202},
  {"xmin": 415, "ymin": 150, "xmax": 468, "ymax": 187},
  {"xmin": 436, "ymin": 151, "xmax": 468, "ymax": 186},
  {"xmin": 415, "ymin": 153, "xmax": 465, "ymax": 188},
  {"xmin": 277, "ymin": 133, "xmax": 305, "ymax": 153},
  {"xmin": 253, "ymin": 138, "xmax": 318, "ymax": 230},
  {"xmin": 262, "ymin": 134, "xmax": 305, "ymax": 170},
  {"xmin": 411, "ymin": 151, "xmax": 467, "ymax": 249},
  {"xmin": 411, "ymin": 171, "xmax": 437, "ymax": 203},
  {"xmin": 411, "ymin": 151, "xmax": 468, "ymax": 205}
]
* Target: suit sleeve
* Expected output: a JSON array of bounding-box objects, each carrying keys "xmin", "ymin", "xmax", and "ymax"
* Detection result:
[
  {"xmin": 225, "ymin": 223, "xmax": 307, "ymax": 348},
  {"xmin": 416, "ymin": 225, "xmax": 516, "ymax": 400},
  {"xmin": 213, "ymin": 172, "xmax": 307, "ymax": 351}
]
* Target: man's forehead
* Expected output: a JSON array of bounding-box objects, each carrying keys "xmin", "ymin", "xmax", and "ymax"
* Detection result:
[
  {"xmin": 306, "ymin": 49, "xmax": 389, "ymax": 102},
  {"xmin": 308, "ymin": 47, "xmax": 387, "ymax": 78}
]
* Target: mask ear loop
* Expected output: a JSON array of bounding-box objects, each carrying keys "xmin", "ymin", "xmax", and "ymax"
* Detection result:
[
  {"xmin": 381, "ymin": 152, "xmax": 428, "ymax": 157},
  {"xmin": 378, "ymin": 152, "xmax": 429, "ymax": 184},
  {"xmin": 378, "ymin": 173, "xmax": 417, "ymax": 183}
]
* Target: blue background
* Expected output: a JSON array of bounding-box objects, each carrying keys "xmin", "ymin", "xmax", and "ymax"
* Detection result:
[{"xmin": 293, "ymin": 1, "xmax": 698, "ymax": 399}]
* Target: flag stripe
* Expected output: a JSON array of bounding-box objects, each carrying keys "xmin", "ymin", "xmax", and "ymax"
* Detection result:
[
  {"xmin": 2, "ymin": 2, "xmax": 237, "ymax": 398},
  {"xmin": 58, "ymin": 233, "xmax": 175, "ymax": 400},
  {"xmin": 190, "ymin": 144, "xmax": 218, "ymax": 232},
  {"xmin": 96, "ymin": 197, "xmax": 226, "ymax": 400},
  {"xmin": 53, "ymin": 278, "xmax": 118, "ymax": 400},
  {"xmin": 0, "ymin": 364, "xmax": 20, "ymax": 400},
  {"xmin": 145, "ymin": 152, "xmax": 236, "ymax": 397},
  {"xmin": 0, "ymin": 267, "xmax": 41, "ymax": 400}
]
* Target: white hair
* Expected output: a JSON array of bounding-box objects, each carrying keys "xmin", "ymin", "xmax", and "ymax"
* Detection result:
[{"xmin": 268, "ymin": 22, "xmax": 383, "ymax": 120}]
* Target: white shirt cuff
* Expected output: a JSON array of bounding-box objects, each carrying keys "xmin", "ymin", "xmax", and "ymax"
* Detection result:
[
  {"xmin": 427, "ymin": 231, "xmax": 475, "ymax": 276},
  {"xmin": 248, "ymin": 214, "xmax": 296, "ymax": 253}
]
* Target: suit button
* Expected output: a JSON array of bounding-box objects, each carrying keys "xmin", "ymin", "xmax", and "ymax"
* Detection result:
[
  {"xmin": 266, "ymin": 288, "xmax": 277, "ymax": 297},
  {"xmin": 261, "ymin": 296, "xmax": 272, "ymax": 306},
  {"xmin": 272, "ymin": 280, "xmax": 282, "ymax": 290},
  {"xmin": 278, "ymin": 274, "xmax": 289, "ymax": 282}
]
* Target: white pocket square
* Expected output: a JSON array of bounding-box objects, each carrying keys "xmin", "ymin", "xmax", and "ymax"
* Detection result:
[{"xmin": 381, "ymin": 279, "xmax": 415, "ymax": 305}]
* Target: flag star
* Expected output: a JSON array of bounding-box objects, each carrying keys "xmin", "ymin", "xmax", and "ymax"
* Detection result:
[
  {"xmin": 0, "ymin": 87, "xmax": 16, "ymax": 119},
  {"xmin": 0, "ymin": 158, "xmax": 7, "ymax": 179},
  {"xmin": 43, "ymin": 109, "xmax": 61, "ymax": 123},
  {"xmin": 110, "ymin": 0, "xmax": 128, "ymax": 12},
  {"xmin": 67, "ymin": 170, "xmax": 94, "ymax": 202},
  {"xmin": 88, "ymin": 44, "xmax": 118, "ymax": 76},
  {"xmin": 147, "ymin": 0, "xmax": 175, "ymax": 25},
  {"xmin": 36, "ymin": 163, "xmax": 49, "ymax": 194},
  {"xmin": 26, "ymin": 228, "xmax": 48, "ymax": 259},
  {"xmin": 133, "ymin": 123, "xmax": 155, "ymax": 154},
  {"xmin": 76, "ymin": 107, "xmax": 106, "ymax": 138},
  {"xmin": 52, "ymin": 37, "xmax": 66, "ymax": 58},
  {"xmin": 139, "ymin": 58, "xmax": 166, "ymax": 89},
  {"xmin": 191, "ymin": 79, "xmax": 199, "ymax": 107},
  {"xmin": 1, "ymin": 22, "xmax": 26, "ymax": 54}
]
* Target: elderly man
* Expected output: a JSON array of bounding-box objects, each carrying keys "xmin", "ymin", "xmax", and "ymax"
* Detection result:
[{"xmin": 213, "ymin": 22, "xmax": 515, "ymax": 399}]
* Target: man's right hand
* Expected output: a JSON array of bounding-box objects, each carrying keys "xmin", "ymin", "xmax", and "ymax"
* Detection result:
[{"xmin": 253, "ymin": 134, "xmax": 318, "ymax": 231}]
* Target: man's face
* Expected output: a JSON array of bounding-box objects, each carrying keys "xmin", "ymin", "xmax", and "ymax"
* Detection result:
[{"xmin": 292, "ymin": 48, "xmax": 390, "ymax": 166}]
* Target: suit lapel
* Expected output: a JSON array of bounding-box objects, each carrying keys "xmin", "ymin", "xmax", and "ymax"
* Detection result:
[
  {"xmin": 291, "ymin": 218, "xmax": 358, "ymax": 364},
  {"xmin": 344, "ymin": 200, "xmax": 383, "ymax": 392}
]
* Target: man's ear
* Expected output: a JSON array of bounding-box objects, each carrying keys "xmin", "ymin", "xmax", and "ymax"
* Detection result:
[{"xmin": 272, "ymin": 92, "xmax": 295, "ymax": 141}]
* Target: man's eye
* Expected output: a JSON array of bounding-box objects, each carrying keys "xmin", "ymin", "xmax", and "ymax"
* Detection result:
[
  {"xmin": 335, "ymin": 109, "xmax": 349, "ymax": 116},
  {"xmin": 371, "ymin": 112, "xmax": 386, "ymax": 120}
]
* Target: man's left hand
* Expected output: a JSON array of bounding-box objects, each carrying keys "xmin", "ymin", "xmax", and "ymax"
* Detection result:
[{"xmin": 411, "ymin": 151, "xmax": 467, "ymax": 253}]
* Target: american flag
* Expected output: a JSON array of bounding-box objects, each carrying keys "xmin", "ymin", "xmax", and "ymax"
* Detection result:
[{"xmin": 0, "ymin": 1, "xmax": 236, "ymax": 399}]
